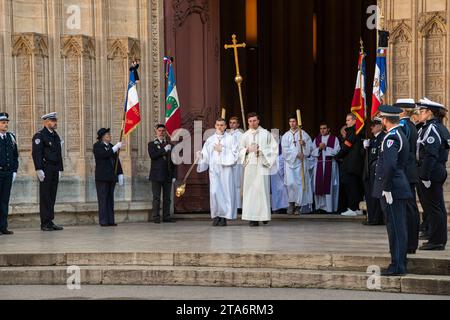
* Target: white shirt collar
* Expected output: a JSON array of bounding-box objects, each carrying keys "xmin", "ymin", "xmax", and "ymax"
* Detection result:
[{"xmin": 374, "ymin": 132, "xmax": 382, "ymax": 138}]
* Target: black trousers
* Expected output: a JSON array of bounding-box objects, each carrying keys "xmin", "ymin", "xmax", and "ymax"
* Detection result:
[
  {"xmin": 406, "ymin": 184, "xmax": 420, "ymax": 251},
  {"xmin": 39, "ymin": 169, "xmax": 59, "ymax": 227},
  {"xmin": 0, "ymin": 171, "xmax": 13, "ymax": 231},
  {"xmin": 381, "ymin": 198, "xmax": 408, "ymax": 274},
  {"xmin": 152, "ymin": 181, "xmax": 172, "ymax": 220},
  {"xmin": 96, "ymin": 181, "xmax": 116, "ymax": 225},
  {"xmin": 364, "ymin": 173, "xmax": 384, "ymax": 225},
  {"xmin": 342, "ymin": 173, "xmax": 363, "ymax": 211},
  {"xmin": 418, "ymin": 182, "xmax": 448, "ymax": 246}
]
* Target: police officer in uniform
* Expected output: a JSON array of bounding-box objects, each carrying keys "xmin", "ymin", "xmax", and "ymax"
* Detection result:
[
  {"xmin": 148, "ymin": 124, "xmax": 176, "ymax": 224},
  {"xmin": 0, "ymin": 113, "xmax": 19, "ymax": 235},
  {"xmin": 395, "ymin": 99, "xmax": 421, "ymax": 254},
  {"xmin": 416, "ymin": 98, "xmax": 450, "ymax": 251},
  {"xmin": 93, "ymin": 128, "xmax": 124, "ymax": 227},
  {"xmin": 373, "ymin": 105, "xmax": 412, "ymax": 276},
  {"xmin": 363, "ymin": 117, "xmax": 385, "ymax": 226},
  {"xmin": 32, "ymin": 112, "xmax": 64, "ymax": 232}
]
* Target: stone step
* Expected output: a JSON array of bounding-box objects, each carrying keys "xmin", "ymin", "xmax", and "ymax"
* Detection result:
[
  {"xmin": 1, "ymin": 252, "xmax": 449, "ymax": 276},
  {"xmin": 0, "ymin": 265, "xmax": 449, "ymax": 295}
]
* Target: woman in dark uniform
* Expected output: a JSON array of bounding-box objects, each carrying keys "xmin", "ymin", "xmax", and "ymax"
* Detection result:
[
  {"xmin": 416, "ymin": 98, "xmax": 450, "ymax": 251},
  {"xmin": 93, "ymin": 128, "xmax": 124, "ymax": 227}
]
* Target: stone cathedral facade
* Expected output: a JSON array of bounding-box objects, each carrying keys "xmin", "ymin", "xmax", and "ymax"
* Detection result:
[
  {"xmin": 0, "ymin": 0, "xmax": 165, "ymax": 225},
  {"xmin": 0, "ymin": 0, "xmax": 449, "ymax": 226}
]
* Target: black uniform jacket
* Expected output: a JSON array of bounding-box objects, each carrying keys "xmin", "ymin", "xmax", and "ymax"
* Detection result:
[
  {"xmin": 93, "ymin": 141, "xmax": 123, "ymax": 182},
  {"xmin": 32, "ymin": 127, "xmax": 64, "ymax": 172}
]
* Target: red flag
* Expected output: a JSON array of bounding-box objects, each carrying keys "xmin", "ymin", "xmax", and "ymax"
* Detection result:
[{"xmin": 351, "ymin": 49, "xmax": 366, "ymax": 135}]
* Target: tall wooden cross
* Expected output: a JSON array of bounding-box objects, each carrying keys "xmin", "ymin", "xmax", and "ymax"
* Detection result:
[{"xmin": 224, "ymin": 34, "xmax": 247, "ymax": 131}]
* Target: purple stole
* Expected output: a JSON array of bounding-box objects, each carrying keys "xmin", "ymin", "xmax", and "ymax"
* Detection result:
[{"xmin": 314, "ymin": 135, "xmax": 336, "ymax": 196}]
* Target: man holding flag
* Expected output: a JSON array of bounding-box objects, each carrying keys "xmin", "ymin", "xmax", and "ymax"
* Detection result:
[{"xmin": 336, "ymin": 42, "xmax": 366, "ymax": 217}]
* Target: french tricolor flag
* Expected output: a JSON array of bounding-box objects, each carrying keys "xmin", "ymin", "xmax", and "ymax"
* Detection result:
[
  {"xmin": 124, "ymin": 67, "xmax": 141, "ymax": 136},
  {"xmin": 371, "ymin": 48, "xmax": 387, "ymax": 118}
]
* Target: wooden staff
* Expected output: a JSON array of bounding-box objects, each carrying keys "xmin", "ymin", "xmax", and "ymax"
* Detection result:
[{"xmin": 297, "ymin": 109, "xmax": 306, "ymax": 192}]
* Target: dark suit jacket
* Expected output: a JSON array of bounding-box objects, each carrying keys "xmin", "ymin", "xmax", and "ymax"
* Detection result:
[
  {"xmin": 336, "ymin": 125, "xmax": 365, "ymax": 177},
  {"xmin": 93, "ymin": 141, "xmax": 123, "ymax": 182},
  {"xmin": 148, "ymin": 139, "xmax": 176, "ymax": 182}
]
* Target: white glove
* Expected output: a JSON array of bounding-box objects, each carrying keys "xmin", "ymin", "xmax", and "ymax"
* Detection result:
[
  {"xmin": 12, "ymin": 172, "xmax": 17, "ymax": 183},
  {"xmin": 164, "ymin": 144, "xmax": 172, "ymax": 152},
  {"xmin": 59, "ymin": 171, "xmax": 62, "ymax": 179},
  {"xmin": 382, "ymin": 191, "xmax": 393, "ymax": 205},
  {"xmin": 112, "ymin": 142, "xmax": 123, "ymax": 153},
  {"xmin": 196, "ymin": 151, "xmax": 203, "ymax": 160},
  {"xmin": 172, "ymin": 178, "xmax": 177, "ymax": 183},
  {"xmin": 36, "ymin": 170, "xmax": 45, "ymax": 182},
  {"xmin": 118, "ymin": 174, "xmax": 124, "ymax": 186},
  {"xmin": 363, "ymin": 139, "xmax": 370, "ymax": 149},
  {"xmin": 422, "ymin": 180, "xmax": 431, "ymax": 189}
]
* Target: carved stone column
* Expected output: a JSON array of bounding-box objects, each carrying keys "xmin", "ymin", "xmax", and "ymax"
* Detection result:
[
  {"xmin": 60, "ymin": 35, "xmax": 96, "ymax": 202},
  {"xmin": 11, "ymin": 33, "xmax": 49, "ymax": 203}
]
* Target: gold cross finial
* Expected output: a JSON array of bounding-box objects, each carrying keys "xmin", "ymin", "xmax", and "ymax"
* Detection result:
[
  {"xmin": 224, "ymin": 34, "xmax": 248, "ymax": 131},
  {"xmin": 224, "ymin": 34, "xmax": 246, "ymax": 84}
]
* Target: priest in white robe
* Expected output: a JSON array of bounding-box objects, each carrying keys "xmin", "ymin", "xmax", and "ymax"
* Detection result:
[
  {"xmin": 197, "ymin": 118, "xmax": 239, "ymax": 227},
  {"xmin": 311, "ymin": 123, "xmax": 341, "ymax": 213},
  {"xmin": 281, "ymin": 115, "xmax": 314, "ymax": 215},
  {"xmin": 239, "ymin": 113, "xmax": 278, "ymax": 227},
  {"xmin": 228, "ymin": 117, "xmax": 244, "ymax": 211}
]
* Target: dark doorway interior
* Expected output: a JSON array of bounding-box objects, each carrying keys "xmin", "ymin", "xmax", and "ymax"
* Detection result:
[{"xmin": 221, "ymin": 0, "xmax": 377, "ymax": 136}]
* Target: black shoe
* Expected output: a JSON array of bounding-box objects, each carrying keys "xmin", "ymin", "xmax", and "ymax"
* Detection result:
[
  {"xmin": 419, "ymin": 243, "xmax": 446, "ymax": 251},
  {"xmin": 1, "ymin": 230, "xmax": 14, "ymax": 235},
  {"xmin": 407, "ymin": 249, "xmax": 417, "ymax": 255},
  {"xmin": 51, "ymin": 224, "xmax": 64, "ymax": 231},
  {"xmin": 213, "ymin": 217, "xmax": 220, "ymax": 227},
  {"xmin": 381, "ymin": 270, "xmax": 407, "ymax": 277},
  {"xmin": 218, "ymin": 218, "xmax": 227, "ymax": 227},
  {"xmin": 41, "ymin": 226, "xmax": 55, "ymax": 232},
  {"xmin": 109, "ymin": 224, "xmax": 118, "ymax": 227},
  {"xmin": 154, "ymin": 218, "xmax": 161, "ymax": 224},
  {"xmin": 263, "ymin": 221, "xmax": 269, "ymax": 225},
  {"xmin": 163, "ymin": 219, "xmax": 176, "ymax": 223},
  {"xmin": 363, "ymin": 221, "xmax": 380, "ymax": 226},
  {"xmin": 100, "ymin": 224, "xmax": 109, "ymax": 227},
  {"xmin": 249, "ymin": 221, "xmax": 259, "ymax": 227}
]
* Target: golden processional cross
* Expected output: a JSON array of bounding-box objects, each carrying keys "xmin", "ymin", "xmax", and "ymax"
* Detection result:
[{"xmin": 224, "ymin": 34, "xmax": 247, "ymax": 131}]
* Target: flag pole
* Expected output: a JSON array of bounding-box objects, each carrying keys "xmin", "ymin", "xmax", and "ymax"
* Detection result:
[{"xmin": 114, "ymin": 111, "xmax": 126, "ymax": 175}]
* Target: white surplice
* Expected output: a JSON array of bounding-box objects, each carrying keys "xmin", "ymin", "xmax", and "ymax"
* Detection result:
[
  {"xmin": 239, "ymin": 127, "xmax": 278, "ymax": 222},
  {"xmin": 271, "ymin": 154, "xmax": 289, "ymax": 211},
  {"xmin": 228, "ymin": 129, "xmax": 244, "ymax": 209},
  {"xmin": 281, "ymin": 129, "xmax": 314, "ymax": 207},
  {"xmin": 197, "ymin": 132, "xmax": 239, "ymax": 220},
  {"xmin": 311, "ymin": 135, "xmax": 341, "ymax": 213}
]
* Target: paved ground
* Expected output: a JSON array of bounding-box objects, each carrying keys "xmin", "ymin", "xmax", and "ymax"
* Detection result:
[
  {"xmin": 1, "ymin": 285, "xmax": 449, "ymax": 300},
  {"xmin": 0, "ymin": 221, "xmax": 448, "ymax": 258}
]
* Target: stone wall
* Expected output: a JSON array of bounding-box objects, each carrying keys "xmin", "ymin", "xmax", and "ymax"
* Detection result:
[
  {"xmin": 0, "ymin": 0, "xmax": 165, "ymax": 224},
  {"xmin": 380, "ymin": 0, "xmax": 449, "ymax": 117}
]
